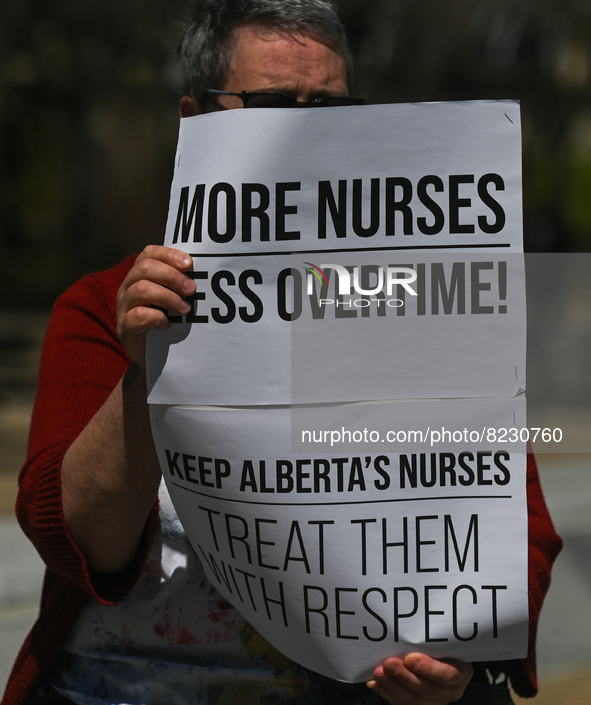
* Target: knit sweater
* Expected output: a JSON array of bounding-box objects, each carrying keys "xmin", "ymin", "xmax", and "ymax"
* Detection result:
[{"xmin": 3, "ymin": 256, "xmax": 563, "ymax": 704}]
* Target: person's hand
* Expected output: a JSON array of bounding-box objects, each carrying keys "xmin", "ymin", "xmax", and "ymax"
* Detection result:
[
  {"xmin": 117, "ymin": 245, "xmax": 196, "ymax": 368},
  {"xmin": 367, "ymin": 653, "xmax": 473, "ymax": 705}
]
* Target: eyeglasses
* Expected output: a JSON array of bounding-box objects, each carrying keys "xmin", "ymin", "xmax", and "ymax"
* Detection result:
[{"xmin": 205, "ymin": 89, "xmax": 366, "ymax": 109}]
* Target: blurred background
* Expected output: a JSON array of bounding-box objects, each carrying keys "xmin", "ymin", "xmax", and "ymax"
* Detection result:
[
  {"xmin": 1, "ymin": 0, "xmax": 590, "ymax": 702},
  {"xmin": 2, "ymin": 0, "xmax": 591, "ymax": 304}
]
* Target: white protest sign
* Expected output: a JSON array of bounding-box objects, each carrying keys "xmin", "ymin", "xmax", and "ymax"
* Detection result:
[
  {"xmin": 146, "ymin": 101, "xmax": 524, "ymax": 405},
  {"xmin": 149, "ymin": 398, "xmax": 528, "ymax": 682},
  {"xmin": 146, "ymin": 101, "xmax": 529, "ymax": 680}
]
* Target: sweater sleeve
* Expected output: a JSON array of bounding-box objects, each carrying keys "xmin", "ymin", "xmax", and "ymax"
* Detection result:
[
  {"xmin": 483, "ymin": 452, "xmax": 563, "ymax": 697},
  {"xmin": 16, "ymin": 256, "xmax": 159, "ymax": 605}
]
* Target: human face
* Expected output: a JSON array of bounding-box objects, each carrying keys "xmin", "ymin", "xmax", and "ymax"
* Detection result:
[{"xmin": 180, "ymin": 24, "xmax": 348, "ymax": 116}]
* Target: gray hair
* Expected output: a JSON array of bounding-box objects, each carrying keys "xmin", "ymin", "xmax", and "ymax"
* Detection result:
[{"xmin": 178, "ymin": 0, "xmax": 353, "ymax": 108}]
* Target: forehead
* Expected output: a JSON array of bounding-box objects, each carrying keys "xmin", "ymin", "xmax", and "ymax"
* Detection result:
[{"xmin": 225, "ymin": 24, "xmax": 348, "ymax": 95}]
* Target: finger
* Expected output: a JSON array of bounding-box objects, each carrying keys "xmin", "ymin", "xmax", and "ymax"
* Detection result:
[
  {"xmin": 117, "ymin": 282, "xmax": 191, "ymax": 350},
  {"xmin": 368, "ymin": 659, "xmax": 420, "ymax": 704},
  {"xmin": 118, "ymin": 300, "xmax": 188, "ymax": 369},
  {"xmin": 134, "ymin": 245, "xmax": 194, "ymax": 272},
  {"xmin": 367, "ymin": 676, "xmax": 412, "ymax": 705},
  {"xmin": 120, "ymin": 256, "xmax": 196, "ymax": 307},
  {"xmin": 118, "ymin": 253, "xmax": 196, "ymax": 324},
  {"xmin": 369, "ymin": 656, "xmax": 471, "ymax": 704},
  {"xmin": 121, "ymin": 278, "xmax": 193, "ymax": 318},
  {"xmin": 124, "ymin": 305, "xmax": 174, "ymax": 336},
  {"xmin": 404, "ymin": 654, "xmax": 473, "ymax": 688},
  {"xmin": 116, "ymin": 248, "xmax": 196, "ymax": 368}
]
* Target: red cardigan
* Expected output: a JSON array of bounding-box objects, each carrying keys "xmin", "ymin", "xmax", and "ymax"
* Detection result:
[{"xmin": 3, "ymin": 256, "xmax": 562, "ymax": 704}]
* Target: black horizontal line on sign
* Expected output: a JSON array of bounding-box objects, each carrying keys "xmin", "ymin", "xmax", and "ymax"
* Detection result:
[
  {"xmin": 170, "ymin": 482, "xmax": 512, "ymax": 506},
  {"xmin": 184, "ymin": 243, "xmax": 512, "ymax": 257}
]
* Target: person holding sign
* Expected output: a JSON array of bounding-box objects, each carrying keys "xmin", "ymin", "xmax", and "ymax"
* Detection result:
[{"xmin": 6, "ymin": 1, "xmax": 562, "ymax": 704}]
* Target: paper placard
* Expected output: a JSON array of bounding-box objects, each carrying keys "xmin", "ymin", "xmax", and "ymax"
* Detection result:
[
  {"xmin": 150, "ymin": 400, "xmax": 528, "ymax": 682},
  {"xmin": 146, "ymin": 101, "xmax": 529, "ymax": 679},
  {"xmin": 147, "ymin": 101, "xmax": 524, "ymax": 406}
]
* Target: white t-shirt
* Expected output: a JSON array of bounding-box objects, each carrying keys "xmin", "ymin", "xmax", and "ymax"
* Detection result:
[{"xmin": 49, "ymin": 480, "xmax": 376, "ymax": 705}]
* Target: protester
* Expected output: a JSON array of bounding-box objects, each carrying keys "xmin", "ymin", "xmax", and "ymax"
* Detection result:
[{"xmin": 4, "ymin": 1, "xmax": 562, "ymax": 704}]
